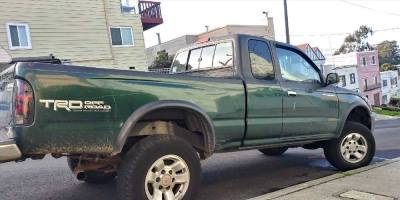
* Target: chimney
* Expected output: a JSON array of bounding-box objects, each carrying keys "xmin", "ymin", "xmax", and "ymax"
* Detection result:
[{"xmin": 267, "ymin": 17, "xmax": 275, "ymax": 40}]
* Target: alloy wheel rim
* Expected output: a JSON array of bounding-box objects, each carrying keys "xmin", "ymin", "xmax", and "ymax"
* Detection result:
[
  {"xmin": 145, "ymin": 155, "xmax": 190, "ymax": 200},
  {"xmin": 340, "ymin": 133, "xmax": 368, "ymax": 163}
]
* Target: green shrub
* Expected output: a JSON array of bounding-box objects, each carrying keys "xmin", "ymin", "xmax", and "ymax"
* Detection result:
[{"xmin": 382, "ymin": 106, "xmax": 400, "ymax": 112}]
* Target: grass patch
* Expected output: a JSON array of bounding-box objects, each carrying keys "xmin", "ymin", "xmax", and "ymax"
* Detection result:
[{"xmin": 373, "ymin": 108, "xmax": 400, "ymax": 116}]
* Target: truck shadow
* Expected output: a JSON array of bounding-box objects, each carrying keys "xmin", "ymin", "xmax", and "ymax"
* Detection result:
[{"xmin": 1, "ymin": 147, "xmax": 399, "ymax": 200}]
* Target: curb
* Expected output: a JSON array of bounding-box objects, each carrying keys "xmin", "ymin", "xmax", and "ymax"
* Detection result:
[{"xmin": 248, "ymin": 157, "xmax": 400, "ymax": 200}]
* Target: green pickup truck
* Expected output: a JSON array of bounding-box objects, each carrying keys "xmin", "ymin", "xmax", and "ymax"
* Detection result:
[{"xmin": 0, "ymin": 34, "xmax": 375, "ymax": 200}]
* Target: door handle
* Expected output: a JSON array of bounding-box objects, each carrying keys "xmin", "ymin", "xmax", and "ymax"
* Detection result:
[{"xmin": 288, "ymin": 91, "xmax": 297, "ymax": 97}]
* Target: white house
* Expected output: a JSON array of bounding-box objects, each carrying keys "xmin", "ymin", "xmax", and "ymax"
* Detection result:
[
  {"xmin": 325, "ymin": 65, "xmax": 359, "ymax": 92},
  {"xmin": 380, "ymin": 70, "xmax": 399, "ymax": 105},
  {"xmin": 296, "ymin": 44, "xmax": 326, "ymax": 74}
]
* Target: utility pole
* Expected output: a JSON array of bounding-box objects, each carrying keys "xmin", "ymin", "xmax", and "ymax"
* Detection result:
[
  {"xmin": 156, "ymin": 33, "xmax": 162, "ymax": 45},
  {"xmin": 284, "ymin": 0, "xmax": 290, "ymax": 44}
]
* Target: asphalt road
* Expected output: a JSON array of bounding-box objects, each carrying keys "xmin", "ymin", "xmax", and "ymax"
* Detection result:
[{"xmin": 1, "ymin": 119, "xmax": 399, "ymax": 200}]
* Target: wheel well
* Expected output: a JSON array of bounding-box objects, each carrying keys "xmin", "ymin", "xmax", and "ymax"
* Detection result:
[
  {"xmin": 346, "ymin": 106, "xmax": 371, "ymax": 130},
  {"xmin": 122, "ymin": 108, "xmax": 214, "ymax": 159}
]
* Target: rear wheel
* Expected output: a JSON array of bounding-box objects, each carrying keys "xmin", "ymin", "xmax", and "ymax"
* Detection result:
[
  {"xmin": 117, "ymin": 135, "xmax": 201, "ymax": 200},
  {"xmin": 258, "ymin": 147, "xmax": 288, "ymax": 156},
  {"xmin": 324, "ymin": 122, "xmax": 375, "ymax": 171}
]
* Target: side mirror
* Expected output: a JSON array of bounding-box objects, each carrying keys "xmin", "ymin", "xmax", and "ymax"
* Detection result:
[{"xmin": 326, "ymin": 73, "xmax": 339, "ymax": 85}]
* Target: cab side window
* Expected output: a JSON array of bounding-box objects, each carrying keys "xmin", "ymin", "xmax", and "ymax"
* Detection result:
[
  {"xmin": 276, "ymin": 47, "xmax": 321, "ymax": 83},
  {"xmin": 248, "ymin": 40, "xmax": 274, "ymax": 80}
]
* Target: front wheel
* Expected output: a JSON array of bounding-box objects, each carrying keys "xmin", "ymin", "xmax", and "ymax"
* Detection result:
[
  {"xmin": 117, "ymin": 135, "xmax": 202, "ymax": 200},
  {"xmin": 324, "ymin": 122, "xmax": 375, "ymax": 171}
]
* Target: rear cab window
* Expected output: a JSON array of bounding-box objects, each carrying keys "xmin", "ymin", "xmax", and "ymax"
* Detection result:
[
  {"xmin": 171, "ymin": 51, "xmax": 189, "ymax": 73},
  {"xmin": 172, "ymin": 41, "xmax": 235, "ymax": 78}
]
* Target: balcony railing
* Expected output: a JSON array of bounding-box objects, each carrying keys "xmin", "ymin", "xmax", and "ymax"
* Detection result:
[
  {"xmin": 364, "ymin": 83, "xmax": 381, "ymax": 92},
  {"xmin": 139, "ymin": 1, "xmax": 163, "ymax": 31}
]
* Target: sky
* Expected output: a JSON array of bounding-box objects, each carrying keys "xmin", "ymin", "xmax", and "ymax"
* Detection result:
[{"xmin": 143, "ymin": 0, "xmax": 400, "ymax": 55}]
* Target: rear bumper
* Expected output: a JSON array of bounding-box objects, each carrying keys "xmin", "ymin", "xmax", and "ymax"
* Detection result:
[{"xmin": 0, "ymin": 127, "xmax": 22, "ymax": 162}]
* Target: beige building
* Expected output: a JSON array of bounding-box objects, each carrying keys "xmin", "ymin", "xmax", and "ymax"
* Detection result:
[
  {"xmin": 146, "ymin": 16, "xmax": 275, "ymax": 66},
  {"xmin": 0, "ymin": 0, "xmax": 163, "ymax": 71}
]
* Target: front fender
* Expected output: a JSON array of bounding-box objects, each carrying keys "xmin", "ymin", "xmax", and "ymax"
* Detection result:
[{"xmin": 336, "ymin": 94, "xmax": 372, "ymax": 138}]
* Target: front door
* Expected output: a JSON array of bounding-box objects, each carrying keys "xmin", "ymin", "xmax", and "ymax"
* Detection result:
[
  {"xmin": 275, "ymin": 45, "xmax": 339, "ymax": 138},
  {"xmin": 244, "ymin": 39, "xmax": 284, "ymax": 146}
]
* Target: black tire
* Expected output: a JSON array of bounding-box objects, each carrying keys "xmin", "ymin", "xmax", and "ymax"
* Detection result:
[
  {"xmin": 324, "ymin": 121, "xmax": 375, "ymax": 171},
  {"xmin": 117, "ymin": 135, "xmax": 202, "ymax": 200},
  {"xmin": 67, "ymin": 158, "xmax": 116, "ymax": 184},
  {"xmin": 258, "ymin": 147, "xmax": 288, "ymax": 156}
]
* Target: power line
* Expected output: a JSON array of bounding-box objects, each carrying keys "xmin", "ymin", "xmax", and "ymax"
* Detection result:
[
  {"xmin": 339, "ymin": 0, "xmax": 400, "ymax": 17},
  {"xmin": 276, "ymin": 27, "xmax": 400, "ymax": 38}
]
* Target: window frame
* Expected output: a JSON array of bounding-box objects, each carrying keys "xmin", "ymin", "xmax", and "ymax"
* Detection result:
[
  {"xmin": 6, "ymin": 22, "xmax": 32, "ymax": 50},
  {"xmin": 362, "ymin": 57, "xmax": 366, "ymax": 66},
  {"xmin": 350, "ymin": 73, "xmax": 356, "ymax": 84},
  {"xmin": 121, "ymin": 0, "xmax": 138, "ymax": 14},
  {"xmin": 339, "ymin": 75, "xmax": 347, "ymax": 87},
  {"xmin": 275, "ymin": 45, "xmax": 323, "ymax": 84},
  {"xmin": 110, "ymin": 26, "xmax": 135, "ymax": 47},
  {"xmin": 371, "ymin": 55, "xmax": 376, "ymax": 65},
  {"xmin": 383, "ymin": 80, "xmax": 388, "ymax": 87}
]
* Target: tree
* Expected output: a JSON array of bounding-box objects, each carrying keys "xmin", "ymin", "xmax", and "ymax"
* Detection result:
[
  {"xmin": 149, "ymin": 50, "xmax": 174, "ymax": 69},
  {"xmin": 334, "ymin": 25, "xmax": 374, "ymax": 55},
  {"xmin": 380, "ymin": 63, "xmax": 397, "ymax": 72},
  {"xmin": 377, "ymin": 40, "xmax": 400, "ymax": 68}
]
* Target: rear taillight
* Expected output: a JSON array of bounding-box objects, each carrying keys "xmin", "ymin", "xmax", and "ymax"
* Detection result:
[{"xmin": 14, "ymin": 79, "xmax": 34, "ymax": 125}]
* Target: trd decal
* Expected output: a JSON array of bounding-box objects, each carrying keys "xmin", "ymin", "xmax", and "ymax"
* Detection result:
[{"xmin": 39, "ymin": 100, "xmax": 111, "ymax": 112}]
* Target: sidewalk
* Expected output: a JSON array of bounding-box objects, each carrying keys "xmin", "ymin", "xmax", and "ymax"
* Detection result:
[
  {"xmin": 375, "ymin": 114, "xmax": 400, "ymax": 120},
  {"xmin": 250, "ymin": 158, "xmax": 400, "ymax": 200}
]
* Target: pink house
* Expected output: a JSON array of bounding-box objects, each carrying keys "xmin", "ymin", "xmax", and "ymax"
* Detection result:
[
  {"xmin": 325, "ymin": 50, "xmax": 382, "ymax": 106},
  {"xmin": 357, "ymin": 51, "xmax": 381, "ymax": 106}
]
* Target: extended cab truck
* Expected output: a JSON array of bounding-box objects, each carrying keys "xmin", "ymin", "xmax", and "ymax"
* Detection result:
[{"xmin": 0, "ymin": 34, "xmax": 375, "ymax": 200}]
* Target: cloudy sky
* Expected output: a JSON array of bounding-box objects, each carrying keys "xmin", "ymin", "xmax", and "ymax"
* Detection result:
[{"xmin": 143, "ymin": 0, "xmax": 400, "ymax": 55}]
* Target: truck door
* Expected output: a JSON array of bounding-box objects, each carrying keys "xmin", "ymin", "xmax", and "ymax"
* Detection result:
[
  {"xmin": 243, "ymin": 39, "xmax": 284, "ymax": 146},
  {"xmin": 274, "ymin": 45, "xmax": 339, "ymax": 138}
]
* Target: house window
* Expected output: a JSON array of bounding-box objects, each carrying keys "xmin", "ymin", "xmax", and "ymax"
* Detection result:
[
  {"xmin": 121, "ymin": 0, "xmax": 138, "ymax": 14},
  {"xmin": 110, "ymin": 27, "xmax": 134, "ymax": 46},
  {"xmin": 362, "ymin": 57, "xmax": 366, "ymax": 66},
  {"xmin": 6, "ymin": 23, "xmax": 32, "ymax": 50},
  {"xmin": 339, "ymin": 75, "xmax": 346, "ymax": 87},
  {"xmin": 391, "ymin": 77, "xmax": 398, "ymax": 88},
  {"xmin": 383, "ymin": 80, "xmax": 388, "ymax": 87},
  {"xmin": 375, "ymin": 76, "xmax": 378, "ymax": 85},
  {"xmin": 371, "ymin": 56, "xmax": 376, "ymax": 65},
  {"xmin": 350, "ymin": 73, "xmax": 356, "ymax": 84},
  {"xmin": 382, "ymin": 95, "xmax": 388, "ymax": 104},
  {"xmin": 364, "ymin": 79, "xmax": 368, "ymax": 89}
]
